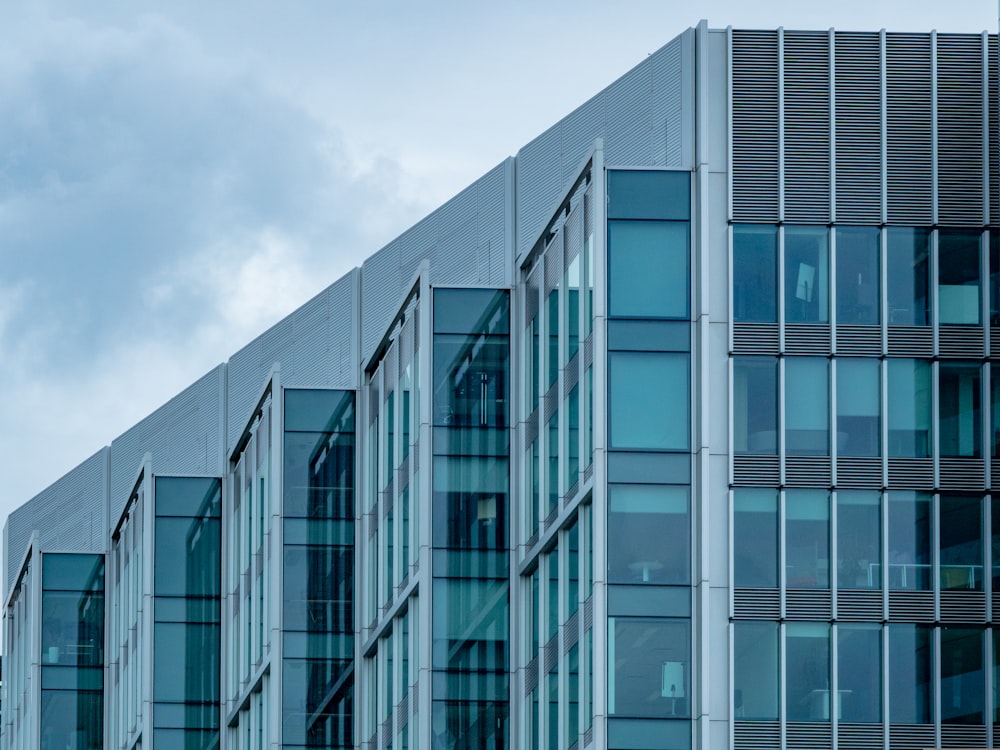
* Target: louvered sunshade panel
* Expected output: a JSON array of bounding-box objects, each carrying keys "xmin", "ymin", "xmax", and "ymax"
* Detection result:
[
  {"xmin": 937, "ymin": 34, "xmax": 986, "ymax": 226},
  {"xmin": 784, "ymin": 31, "xmax": 830, "ymax": 223},
  {"xmin": 732, "ymin": 30, "xmax": 780, "ymax": 221},
  {"xmin": 990, "ymin": 36, "xmax": 998, "ymax": 223},
  {"xmin": 886, "ymin": 34, "xmax": 933, "ymax": 225},
  {"xmin": 834, "ymin": 32, "xmax": 882, "ymax": 224}
]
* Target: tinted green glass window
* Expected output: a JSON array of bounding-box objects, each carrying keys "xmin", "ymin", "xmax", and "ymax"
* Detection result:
[
  {"xmin": 887, "ymin": 227, "xmax": 930, "ymax": 325},
  {"xmin": 888, "ymin": 491, "xmax": 932, "ymax": 590},
  {"xmin": 733, "ymin": 489, "xmax": 778, "ymax": 588},
  {"xmin": 836, "ymin": 358, "xmax": 880, "ymax": 457},
  {"xmin": 607, "ymin": 170, "xmax": 690, "ymax": 220},
  {"xmin": 786, "ymin": 623, "xmax": 830, "ymax": 721},
  {"xmin": 940, "ymin": 495, "xmax": 983, "ymax": 591},
  {"xmin": 836, "ymin": 227, "xmax": 880, "ymax": 325},
  {"xmin": 154, "ymin": 476, "xmax": 221, "ymax": 518},
  {"xmin": 940, "ymin": 362, "xmax": 982, "ymax": 458},
  {"xmin": 607, "ymin": 485, "xmax": 689, "ymax": 585},
  {"xmin": 941, "ymin": 627, "xmax": 985, "ymax": 724},
  {"xmin": 154, "ymin": 516, "xmax": 221, "ymax": 597},
  {"xmin": 887, "ymin": 358, "xmax": 932, "ymax": 457},
  {"xmin": 40, "ymin": 690, "xmax": 102, "ymax": 750},
  {"xmin": 837, "ymin": 491, "xmax": 880, "ymax": 590},
  {"xmin": 609, "ymin": 352, "xmax": 689, "ymax": 451},
  {"xmin": 608, "ymin": 220, "xmax": 689, "ymax": 319},
  {"xmin": 785, "ymin": 357, "xmax": 829, "ymax": 455},
  {"xmin": 733, "ymin": 225, "xmax": 777, "ymax": 323},
  {"xmin": 284, "ymin": 389, "xmax": 354, "ymax": 432},
  {"xmin": 939, "ymin": 230, "xmax": 982, "ymax": 324},
  {"xmin": 733, "ymin": 356, "xmax": 777, "ymax": 455},
  {"xmin": 733, "ymin": 622, "xmax": 778, "ymax": 720},
  {"xmin": 433, "ymin": 288, "xmax": 510, "ymax": 335},
  {"xmin": 785, "ymin": 226, "xmax": 829, "ymax": 323},
  {"xmin": 42, "ymin": 554, "xmax": 104, "ymax": 592},
  {"xmin": 152, "ymin": 622, "xmax": 220, "ymax": 703},
  {"xmin": 839, "ymin": 624, "xmax": 882, "ymax": 722},
  {"xmin": 608, "ymin": 617, "xmax": 689, "ymax": 718},
  {"xmin": 889, "ymin": 624, "xmax": 932, "ymax": 723},
  {"xmin": 785, "ymin": 490, "xmax": 830, "ymax": 589}
]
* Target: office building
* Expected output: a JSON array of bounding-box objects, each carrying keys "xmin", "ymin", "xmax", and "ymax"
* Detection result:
[{"xmin": 3, "ymin": 19, "xmax": 1000, "ymax": 750}]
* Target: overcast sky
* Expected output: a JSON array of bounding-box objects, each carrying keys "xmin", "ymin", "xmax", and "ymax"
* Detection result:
[{"xmin": 1, "ymin": 1, "xmax": 996, "ymax": 527}]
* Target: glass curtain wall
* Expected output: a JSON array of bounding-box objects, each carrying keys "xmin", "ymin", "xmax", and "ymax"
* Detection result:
[{"xmin": 282, "ymin": 389, "xmax": 356, "ymax": 749}]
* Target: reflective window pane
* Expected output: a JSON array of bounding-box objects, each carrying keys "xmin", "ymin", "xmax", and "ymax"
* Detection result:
[
  {"xmin": 838, "ymin": 624, "xmax": 881, "ymax": 723},
  {"xmin": 733, "ymin": 489, "xmax": 778, "ymax": 588},
  {"xmin": 607, "ymin": 170, "xmax": 690, "ymax": 221},
  {"xmin": 836, "ymin": 227, "xmax": 880, "ymax": 325},
  {"xmin": 941, "ymin": 627, "xmax": 985, "ymax": 725},
  {"xmin": 733, "ymin": 622, "xmax": 778, "ymax": 720},
  {"xmin": 887, "ymin": 227, "xmax": 930, "ymax": 325},
  {"xmin": 608, "ymin": 618, "xmax": 689, "ymax": 718},
  {"xmin": 785, "ymin": 357, "xmax": 829, "ymax": 456},
  {"xmin": 836, "ymin": 358, "xmax": 880, "ymax": 457},
  {"xmin": 837, "ymin": 491, "xmax": 880, "ymax": 590},
  {"xmin": 888, "ymin": 492, "xmax": 932, "ymax": 591},
  {"xmin": 940, "ymin": 362, "xmax": 982, "ymax": 458},
  {"xmin": 608, "ymin": 485, "xmax": 689, "ymax": 585},
  {"xmin": 733, "ymin": 357, "xmax": 777, "ymax": 455},
  {"xmin": 939, "ymin": 229, "xmax": 982, "ymax": 324},
  {"xmin": 940, "ymin": 495, "xmax": 983, "ymax": 591},
  {"xmin": 608, "ymin": 220, "xmax": 689, "ymax": 319},
  {"xmin": 889, "ymin": 624, "xmax": 932, "ymax": 724},
  {"xmin": 786, "ymin": 623, "xmax": 830, "ymax": 721},
  {"xmin": 887, "ymin": 359, "xmax": 932, "ymax": 457},
  {"xmin": 785, "ymin": 490, "xmax": 829, "ymax": 589},
  {"xmin": 785, "ymin": 226, "xmax": 829, "ymax": 323},
  {"xmin": 733, "ymin": 225, "xmax": 777, "ymax": 323},
  {"xmin": 609, "ymin": 352, "xmax": 689, "ymax": 451}
]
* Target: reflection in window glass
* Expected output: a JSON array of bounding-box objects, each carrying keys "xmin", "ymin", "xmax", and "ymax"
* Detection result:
[
  {"xmin": 607, "ymin": 170, "xmax": 690, "ymax": 221},
  {"xmin": 608, "ymin": 220, "xmax": 689, "ymax": 319},
  {"xmin": 609, "ymin": 352, "xmax": 689, "ymax": 451},
  {"xmin": 609, "ymin": 618, "xmax": 689, "ymax": 718},
  {"xmin": 992, "ymin": 228, "xmax": 1000, "ymax": 325},
  {"xmin": 888, "ymin": 492, "xmax": 932, "ymax": 590},
  {"xmin": 887, "ymin": 359, "xmax": 932, "ymax": 457},
  {"xmin": 887, "ymin": 227, "xmax": 931, "ymax": 325},
  {"xmin": 836, "ymin": 358, "xmax": 880, "ymax": 457},
  {"xmin": 939, "ymin": 230, "xmax": 982, "ymax": 324},
  {"xmin": 733, "ymin": 357, "xmax": 777, "ymax": 455},
  {"xmin": 733, "ymin": 622, "xmax": 778, "ymax": 720},
  {"xmin": 993, "ymin": 497, "xmax": 1000, "ymax": 592},
  {"xmin": 836, "ymin": 227, "xmax": 880, "ymax": 325},
  {"xmin": 940, "ymin": 362, "xmax": 982, "ymax": 458},
  {"xmin": 785, "ymin": 490, "xmax": 829, "ymax": 589},
  {"xmin": 733, "ymin": 225, "xmax": 778, "ymax": 323},
  {"xmin": 941, "ymin": 627, "xmax": 984, "ymax": 725},
  {"xmin": 993, "ymin": 367, "xmax": 1000, "ymax": 458},
  {"xmin": 837, "ymin": 491, "xmax": 880, "ymax": 590},
  {"xmin": 733, "ymin": 489, "xmax": 778, "ymax": 588},
  {"xmin": 889, "ymin": 624, "xmax": 932, "ymax": 724},
  {"xmin": 786, "ymin": 623, "xmax": 830, "ymax": 721},
  {"xmin": 940, "ymin": 495, "xmax": 983, "ymax": 591},
  {"xmin": 838, "ymin": 624, "xmax": 881, "ymax": 723},
  {"xmin": 608, "ymin": 485, "xmax": 689, "ymax": 585},
  {"xmin": 785, "ymin": 226, "xmax": 829, "ymax": 323},
  {"xmin": 785, "ymin": 357, "xmax": 829, "ymax": 456}
]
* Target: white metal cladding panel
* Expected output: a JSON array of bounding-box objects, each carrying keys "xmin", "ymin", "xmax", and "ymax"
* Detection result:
[
  {"xmin": 326, "ymin": 273, "xmax": 357, "ymax": 388},
  {"xmin": 6, "ymin": 448, "xmax": 108, "ymax": 596},
  {"xmin": 886, "ymin": 33, "xmax": 933, "ymax": 225},
  {"xmin": 476, "ymin": 163, "xmax": 510, "ymax": 284},
  {"xmin": 652, "ymin": 33, "xmax": 686, "ymax": 167},
  {"xmin": 990, "ymin": 36, "xmax": 998, "ymax": 223},
  {"xmin": 110, "ymin": 366, "xmax": 224, "ymax": 520},
  {"xmin": 558, "ymin": 95, "xmax": 604, "ymax": 190},
  {"xmin": 604, "ymin": 64, "xmax": 653, "ymax": 165},
  {"xmin": 361, "ymin": 237, "xmax": 403, "ymax": 359},
  {"xmin": 937, "ymin": 34, "xmax": 986, "ymax": 226},
  {"xmin": 732, "ymin": 29, "xmax": 780, "ymax": 221},
  {"xmin": 516, "ymin": 124, "xmax": 563, "ymax": 265},
  {"xmin": 784, "ymin": 31, "xmax": 831, "ymax": 223},
  {"xmin": 835, "ymin": 32, "xmax": 882, "ymax": 224}
]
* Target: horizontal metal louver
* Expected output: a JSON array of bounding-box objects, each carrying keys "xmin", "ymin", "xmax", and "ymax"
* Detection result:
[
  {"xmin": 939, "ymin": 457, "xmax": 985, "ymax": 490},
  {"xmin": 888, "ymin": 724, "xmax": 935, "ymax": 750},
  {"xmin": 584, "ymin": 464, "xmax": 594, "ymax": 483},
  {"xmin": 835, "ymin": 325, "xmax": 881, "ymax": 356},
  {"xmin": 564, "ymin": 612, "xmax": 580, "ymax": 652},
  {"xmin": 785, "ymin": 456, "xmax": 832, "ymax": 487},
  {"xmin": 786, "ymin": 588, "xmax": 832, "ymax": 619},
  {"xmin": 785, "ymin": 324, "xmax": 831, "ymax": 354},
  {"xmin": 991, "ymin": 591, "xmax": 1000, "ymax": 615},
  {"xmin": 525, "ymin": 413, "xmax": 539, "ymax": 445},
  {"xmin": 544, "ymin": 506, "xmax": 559, "ymax": 531},
  {"xmin": 544, "ymin": 387, "xmax": 559, "ymax": 424},
  {"xmin": 397, "ymin": 694, "xmax": 408, "ymax": 725},
  {"xmin": 836, "ymin": 589, "xmax": 883, "ymax": 620},
  {"xmin": 835, "ymin": 458, "xmax": 882, "ymax": 488},
  {"xmin": 837, "ymin": 723, "xmax": 883, "ymax": 750},
  {"xmin": 584, "ymin": 596, "xmax": 593, "ymax": 630},
  {"xmin": 886, "ymin": 34, "xmax": 933, "ymax": 225},
  {"xmin": 887, "ymin": 326, "xmax": 934, "ymax": 356},
  {"xmin": 733, "ymin": 323, "xmax": 780, "ymax": 354},
  {"xmin": 887, "ymin": 458, "xmax": 934, "ymax": 489},
  {"xmin": 733, "ymin": 588, "xmax": 780, "ymax": 619},
  {"xmin": 733, "ymin": 721, "xmax": 780, "ymax": 749},
  {"xmin": 732, "ymin": 30, "xmax": 780, "ymax": 221},
  {"xmin": 584, "ymin": 335, "xmax": 594, "ymax": 369},
  {"xmin": 938, "ymin": 325, "xmax": 985, "ymax": 357},
  {"xmin": 937, "ymin": 34, "xmax": 985, "ymax": 225},
  {"xmin": 583, "ymin": 727, "xmax": 593, "ymax": 748},
  {"xmin": 543, "ymin": 639, "xmax": 558, "ymax": 673},
  {"xmin": 834, "ymin": 33, "xmax": 882, "ymax": 224},
  {"xmin": 991, "ymin": 326, "xmax": 1000, "ymax": 354},
  {"xmin": 993, "ymin": 460, "xmax": 1000, "ymax": 490},
  {"xmin": 940, "ymin": 590, "xmax": 986, "ymax": 622},
  {"xmin": 990, "ymin": 37, "xmax": 998, "ymax": 223},
  {"xmin": 941, "ymin": 724, "xmax": 987, "ymax": 748},
  {"xmin": 733, "ymin": 455, "xmax": 780, "ymax": 486},
  {"xmin": 784, "ymin": 32, "xmax": 831, "ymax": 223},
  {"xmin": 786, "ymin": 722, "xmax": 832, "ymax": 749},
  {"xmin": 888, "ymin": 590, "xmax": 934, "ymax": 621}
]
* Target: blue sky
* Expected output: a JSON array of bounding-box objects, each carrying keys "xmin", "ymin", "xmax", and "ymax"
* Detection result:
[{"xmin": 1, "ymin": 1, "xmax": 996, "ymax": 525}]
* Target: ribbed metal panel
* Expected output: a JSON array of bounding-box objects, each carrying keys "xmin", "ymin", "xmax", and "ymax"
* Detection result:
[
  {"xmin": 784, "ymin": 32, "xmax": 831, "ymax": 223},
  {"xmin": 835, "ymin": 32, "xmax": 882, "ymax": 224},
  {"xmin": 525, "ymin": 657, "xmax": 538, "ymax": 693},
  {"xmin": 583, "ymin": 727, "xmax": 593, "ymax": 748},
  {"xmin": 605, "ymin": 67, "xmax": 651, "ymax": 167},
  {"xmin": 653, "ymin": 36, "xmax": 686, "ymax": 167},
  {"xmin": 887, "ymin": 458, "xmax": 934, "ymax": 489},
  {"xmin": 110, "ymin": 366, "xmax": 224, "ymax": 520},
  {"xmin": 785, "ymin": 589, "xmax": 832, "ymax": 620},
  {"xmin": 989, "ymin": 36, "xmax": 998, "ymax": 222},
  {"xmin": 732, "ymin": 588, "xmax": 780, "ymax": 619},
  {"xmin": 585, "ymin": 596, "xmax": 593, "ymax": 630},
  {"xmin": 941, "ymin": 724, "xmax": 987, "ymax": 748},
  {"xmin": 732, "ymin": 323, "xmax": 780, "ymax": 354},
  {"xmin": 938, "ymin": 325, "xmax": 985, "ymax": 357},
  {"xmin": 937, "ymin": 34, "xmax": 985, "ymax": 225},
  {"xmin": 991, "ymin": 326, "xmax": 1000, "ymax": 354},
  {"xmin": 993, "ymin": 460, "xmax": 1000, "ymax": 490},
  {"xmin": 939, "ymin": 457, "xmax": 986, "ymax": 490},
  {"xmin": 564, "ymin": 611, "xmax": 580, "ymax": 652},
  {"xmin": 888, "ymin": 590, "xmax": 934, "ymax": 621},
  {"xmin": 940, "ymin": 590, "xmax": 986, "ymax": 621},
  {"xmin": 785, "ymin": 456, "xmax": 831, "ymax": 487},
  {"xmin": 733, "ymin": 456, "xmax": 780, "ymax": 486},
  {"xmin": 732, "ymin": 30, "xmax": 780, "ymax": 221},
  {"xmin": 888, "ymin": 724, "xmax": 935, "ymax": 750},
  {"xmin": 836, "ymin": 589, "xmax": 883, "ymax": 620},
  {"xmin": 886, "ymin": 34, "xmax": 933, "ymax": 225},
  {"xmin": 5, "ymin": 448, "xmax": 108, "ymax": 596},
  {"xmin": 835, "ymin": 458, "xmax": 882, "ymax": 488},
  {"xmin": 733, "ymin": 722, "xmax": 780, "ymax": 749},
  {"xmin": 887, "ymin": 326, "xmax": 934, "ymax": 356},
  {"xmin": 837, "ymin": 723, "xmax": 883, "ymax": 750},
  {"xmin": 543, "ymin": 638, "xmax": 558, "ymax": 674},
  {"xmin": 784, "ymin": 324, "xmax": 831, "ymax": 354},
  {"xmin": 786, "ymin": 722, "xmax": 831, "ymax": 749},
  {"xmin": 835, "ymin": 326, "xmax": 881, "ymax": 356}
]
